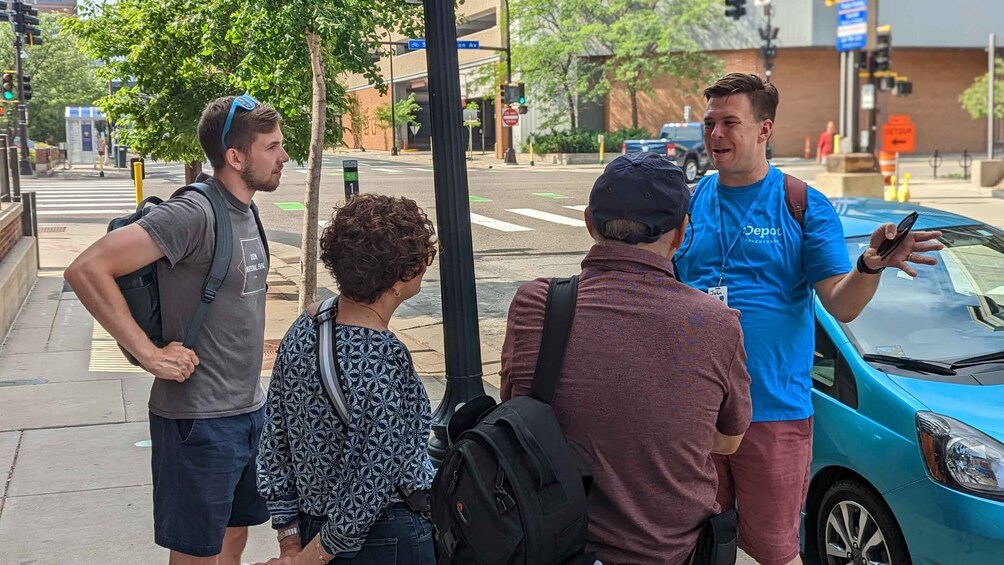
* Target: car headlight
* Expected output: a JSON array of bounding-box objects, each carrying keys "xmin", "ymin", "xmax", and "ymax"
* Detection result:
[{"xmin": 916, "ymin": 411, "xmax": 1004, "ymax": 501}]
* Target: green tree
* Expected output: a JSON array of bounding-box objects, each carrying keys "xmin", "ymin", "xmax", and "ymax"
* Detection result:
[
  {"xmin": 960, "ymin": 58, "xmax": 1004, "ymax": 119},
  {"xmin": 509, "ymin": 0, "xmax": 596, "ymax": 130},
  {"xmin": 0, "ymin": 13, "xmax": 105, "ymax": 145},
  {"xmin": 345, "ymin": 91, "xmax": 367, "ymax": 150},
  {"xmin": 589, "ymin": 0, "xmax": 725, "ymax": 128},
  {"xmin": 375, "ymin": 92, "xmax": 420, "ymax": 151},
  {"xmin": 71, "ymin": 0, "xmax": 422, "ymax": 307}
]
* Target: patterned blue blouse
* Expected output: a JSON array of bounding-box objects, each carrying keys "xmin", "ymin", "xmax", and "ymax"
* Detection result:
[{"xmin": 256, "ymin": 311, "xmax": 435, "ymax": 555}]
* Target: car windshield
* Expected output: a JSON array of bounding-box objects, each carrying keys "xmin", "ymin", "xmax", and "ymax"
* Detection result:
[
  {"xmin": 841, "ymin": 225, "xmax": 1004, "ymax": 362},
  {"xmin": 660, "ymin": 126, "xmax": 702, "ymax": 142}
]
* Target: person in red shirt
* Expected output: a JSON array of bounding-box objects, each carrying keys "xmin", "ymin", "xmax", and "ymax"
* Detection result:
[
  {"xmin": 816, "ymin": 120, "xmax": 836, "ymax": 164},
  {"xmin": 500, "ymin": 153, "xmax": 752, "ymax": 565}
]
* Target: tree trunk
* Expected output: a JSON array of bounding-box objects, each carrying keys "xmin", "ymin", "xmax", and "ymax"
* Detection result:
[
  {"xmin": 630, "ymin": 89, "xmax": 639, "ymax": 129},
  {"xmin": 565, "ymin": 90, "xmax": 577, "ymax": 131},
  {"xmin": 298, "ymin": 31, "xmax": 326, "ymax": 311},
  {"xmin": 183, "ymin": 160, "xmax": 202, "ymax": 184}
]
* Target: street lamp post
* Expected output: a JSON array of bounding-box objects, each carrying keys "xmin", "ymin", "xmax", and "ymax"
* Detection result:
[
  {"xmin": 390, "ymin": 49, "xmax": 398, "ymax": 156},
  {"xmin": 502, "ymin": 0, "xmax": 518, "ymax": 164},
  {"xmin": 421, "ymin": 0, "xmax": 486, "ymax": 465}
]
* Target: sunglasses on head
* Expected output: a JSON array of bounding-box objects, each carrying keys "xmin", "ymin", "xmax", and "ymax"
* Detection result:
[{"xmin": 221, "ymin": 94, "xmax": 261, "ymax": 151}]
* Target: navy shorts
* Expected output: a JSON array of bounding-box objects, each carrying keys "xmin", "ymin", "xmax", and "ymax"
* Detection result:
[{"xmin": 149, "ymin": 407, "xmax": 270, "ymax": 557}]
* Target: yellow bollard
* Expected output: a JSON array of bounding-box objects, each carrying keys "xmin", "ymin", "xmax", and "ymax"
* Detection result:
[
  {"xmin": 833, "ymin": 134, "xmax": 842, "ymax": 155},
  {"xmin": 133, "ymin": 161, "xmax": 144, "ymax": 206},
  {"xmin": 598, "ymin": 134, "xmax": 605, "ymax": 164},
  {"xmin": 529, "ymin": 138, "xmax": 535, "ymax": 167},
  {"xmin": 897, "ymin": 172, "xmax": 911, "ymax": 202},
  {"xmin": 884, "ymin": 174, "xmax": 897, "ymax": 202}
]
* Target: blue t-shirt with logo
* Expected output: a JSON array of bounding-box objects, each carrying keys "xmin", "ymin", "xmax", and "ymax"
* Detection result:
[{"xmin": 674, "ymin": 166, "xmax": 851, "ymax": 422}]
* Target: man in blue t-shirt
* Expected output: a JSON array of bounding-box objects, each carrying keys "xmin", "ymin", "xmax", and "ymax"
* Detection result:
[{"xmin": 674, "ymin": 73, "xmax": 943, "ymax": 565}]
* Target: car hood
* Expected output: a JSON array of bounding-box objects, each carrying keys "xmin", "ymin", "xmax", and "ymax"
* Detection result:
[{"xmin": 889, "ymin": 374, "xmax": 1004, "ymax": 443}]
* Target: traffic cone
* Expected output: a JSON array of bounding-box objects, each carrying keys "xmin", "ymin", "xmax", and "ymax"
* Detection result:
[
  {"xmin": 897, "ymin": 173, "xmax": 911, "ymax": 202},
  {"xmin": 885, "ymin": 175, "xmax": 898, "ymax": 202},
  {"xmin": 804, "ymin": 135, "xmax": 811, "ymax": 159}
]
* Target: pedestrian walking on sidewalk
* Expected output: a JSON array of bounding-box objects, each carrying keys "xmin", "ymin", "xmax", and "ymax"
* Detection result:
[
  {"xmin": 255, "ymin": 194, "xmax": 438, "ymax": 565},
  {"xmin": 816, "ymin": 120, "xmax": 836, "ymax": 164},
  {"xmin": 674, "ymin": 73, "xmax": 943, "ymax": 565},
  {"xmin": 501, "ymin": 152, "xmax": 753, "ymax": 565},
  {"xmin": 65, "ymin": 94, "xmax": 289, "ymax": 564}
]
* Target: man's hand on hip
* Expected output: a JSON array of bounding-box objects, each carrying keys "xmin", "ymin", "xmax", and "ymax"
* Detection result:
[{"xmin": 142, "ymin": 342, "xmax": 199, "ymax": 382}]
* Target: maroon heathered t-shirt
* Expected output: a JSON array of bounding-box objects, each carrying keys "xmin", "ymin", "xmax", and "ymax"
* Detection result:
[{"xmin": 501, "ymin": 244, "xmax": 752, "ymax": 565}]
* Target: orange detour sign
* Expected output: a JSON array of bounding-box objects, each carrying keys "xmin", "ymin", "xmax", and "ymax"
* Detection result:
[{"xmin": 882, "ymin": 115, "xmax": 916, "ymax": 153}]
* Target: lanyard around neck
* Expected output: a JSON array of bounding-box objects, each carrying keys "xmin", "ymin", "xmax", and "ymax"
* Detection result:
[{"xmin": 712, "ymin": 180, "xmax": 768, "ymax": 286}]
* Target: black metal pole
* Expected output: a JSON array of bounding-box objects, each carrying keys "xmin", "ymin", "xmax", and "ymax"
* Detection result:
[
  {"xmin": 0, "ymin": 134, "xmax": 9, "ymax": 203},
  {"xmin": 422, "ymin": 0, "xmax": 485, "ymax": 466},
  {"xmin": 502, "ymin": 0, "xmax": 517, "ymax": 164},
  {"xmin": 390, "ymin": 50, "xmax": 398, "ymax": 156},
  {"xmin": 13, "ymin": 34, "xmax": 32, "ymax": 176}
]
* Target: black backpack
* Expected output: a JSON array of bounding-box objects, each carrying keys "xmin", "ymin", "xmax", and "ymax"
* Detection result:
[
  {"xmin": 431, "ymin": 276, "xmax": 594, "ymax": 565},
  {"xmin": 107, "ymin": 181, "xmax": 268, "ymax": 366}
]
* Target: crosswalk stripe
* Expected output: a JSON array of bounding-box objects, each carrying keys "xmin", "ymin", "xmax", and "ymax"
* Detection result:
[
  {"xmin": 506, "ymin": 208, "xmax": 586, "ymax": 227},
  {"xmin": 38, "ymin": 202, "xmax": 135, "ymax": 208},
  {"xmin": 38, "ymin": 209, "xmax": 134, "ymax": 216},
  {"xmin": 35, "ymin": 193, "xmax": 135, "ymax": 199},
  {"xmin": 563, "ymin": 205, "xmax": 587, "ymax": 212},
  {"xmin": 370, "ymin": 167, "xmax": 402, "ymax": 174},
  {"xmin": 470, "ymin": 213, "xmax": 533, "ymax": 232},
  {"xmin": 408, "ymin": 167, "xmax": 434, "ymax": 172}
]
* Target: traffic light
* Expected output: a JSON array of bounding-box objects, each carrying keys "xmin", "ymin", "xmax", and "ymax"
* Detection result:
[
  {"xmin": 516, "ymin": 82, "xmax": 525, "ymax": 105},
  {"xmin": 12, "ymin": 3, "xmax": 42, "ymax": 45},
  {"xmin": 873, "ymin": 25, "xmax": 891, "ymax": 73},
  {"xmin": 501, "ymin": 82, "xmax": 525, "ymax": 105},
  {"xmin": 21, "ymin": 74, "xmax": 31, "ymax": 101},
  {"xmin": 725, "ymin": 0, "xmax": 747, "ymax": 20},
  {"xmin": 894, "ymin": 79, "xmax": 913, "ymax": 97},
  {"xmin": 1, "ymin": 73, "xmax": 15, "ymax": 102}
]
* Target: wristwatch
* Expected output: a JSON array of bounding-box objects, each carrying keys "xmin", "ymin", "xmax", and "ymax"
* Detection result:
[{"xmin": 277, "ymin": 525, "xmax": 300, "ymax": 542}]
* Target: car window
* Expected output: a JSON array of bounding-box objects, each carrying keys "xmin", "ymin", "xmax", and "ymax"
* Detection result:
[
  {"xmin": 661, "ymin": 126, "xmax": 702, "ymax": 142},
  {"xmin": 841, "ymin": 225, "xmax": 1004, "ymax": 362},
  {"xmin": 812, "ymin": 322, "xmax": 859, "ymax": 409}
]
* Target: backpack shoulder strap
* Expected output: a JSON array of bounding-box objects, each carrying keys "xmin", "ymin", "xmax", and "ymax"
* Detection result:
[
  {"xmin": 250, "ymin": 200, "xmax": 270, "ymax": 265},
  {"xmin": 172, "ymin": 181, "xmax": 233, "ymax": 349},
  {"xmin": 783, "ymin": 173, "xmax": 808, "ymax": 228},
  {"xmin": 315, "ymin": 296, "xmax": 351, "ymax": 426},
  {"xmin": 530, "ymin": 276, "xmax": 579, "ymax": 405}
]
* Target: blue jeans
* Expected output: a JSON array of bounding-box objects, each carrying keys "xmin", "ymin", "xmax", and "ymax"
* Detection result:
[{"xmin": 299, "ymin": 503, "xmax": 435, "ymax": 564}]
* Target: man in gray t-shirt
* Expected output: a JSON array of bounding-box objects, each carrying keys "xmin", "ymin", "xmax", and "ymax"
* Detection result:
[{"xmin": 66, "ymin": 95, "xmax": 289, "ymax": 564}]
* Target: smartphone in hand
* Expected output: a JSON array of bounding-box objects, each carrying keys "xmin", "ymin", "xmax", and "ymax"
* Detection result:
[{"xmin": 877, "ymin": 211, "xmax": 919, "ymax": 260}]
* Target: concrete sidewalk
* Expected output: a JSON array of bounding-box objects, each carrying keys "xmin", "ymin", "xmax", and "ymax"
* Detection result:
[{"xmin": 0, "ymin": 224, "xmax": 477, "ymax": 564}]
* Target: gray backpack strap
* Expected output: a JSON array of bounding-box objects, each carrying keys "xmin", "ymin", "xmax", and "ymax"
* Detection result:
[
  {"xmin": 315, "ymin": 296, "xmax": 351, "ymax": 426},
  {"xmin": 171, "ymin": 182, "xmax": 233, "ymax": 350}
]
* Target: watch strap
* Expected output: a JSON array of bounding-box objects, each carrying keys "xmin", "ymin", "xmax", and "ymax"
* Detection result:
[
  {"xmin": 278, "ymin": 525, "xmax": 300, "ymax": 542},
  {"xmin": 857, "ymin": 253, "xmax": 884, "ymax": 275}
]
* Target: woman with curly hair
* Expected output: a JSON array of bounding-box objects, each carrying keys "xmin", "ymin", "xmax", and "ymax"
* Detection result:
[{"xmin": 254, "ymin": 194, "xmax": 438, "ymax": 565}]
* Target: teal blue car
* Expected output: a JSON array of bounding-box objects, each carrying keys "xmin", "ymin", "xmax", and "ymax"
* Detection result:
[{"xmin": 804, "ymin": 199, "xmax": 1004, "ymax": 565}]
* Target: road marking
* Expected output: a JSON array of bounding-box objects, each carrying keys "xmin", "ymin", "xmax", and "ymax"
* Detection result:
[
  {"xmin": 507, "ymin": 208, "xmax": 586, "ymax": 227},
  {"xmin": 563, "ymin": 205, "xmax": 587, "ymax": 212},
  {"xmin": 275, "ymin": 202, "xmax": 305, "ymax": 211},
  {"xmin": 408, "ymin": 167, "xmax": 434, "ymax": 172},
  {"xmin": 470, "ymin": 213, "xmax": 533, "ymax": 232},
  {"xmin": 38, "ymin": 209, "xmax": 135, "ymax": 216},
  {"xmin": 469, "ymin": 195, "xmax": 492, "ymax": 203},
  {"xmin": 533, "ymin": 192, "xmax": 571, "ymax": 199},
  {"xmin": 36, "ymin": 202, "xmax": 138, "ymax": 208},
  {"xmin": 371, "ymin": 167, "xmax": 403, "ymax": 174}
]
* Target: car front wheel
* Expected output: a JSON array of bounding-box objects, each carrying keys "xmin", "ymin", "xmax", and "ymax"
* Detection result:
[
  {"xmin": 683, "ymin": 157, "xmax": 699, "ymax": 184},
  {"xmin": 817, "ymin": 480, "xmax": 911, "ymax": 565}
]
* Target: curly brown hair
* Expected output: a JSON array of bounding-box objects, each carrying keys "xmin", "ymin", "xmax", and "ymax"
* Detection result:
[{"xmin": 320, "ymin": 194, "xmax": 437, "ymax": 304}]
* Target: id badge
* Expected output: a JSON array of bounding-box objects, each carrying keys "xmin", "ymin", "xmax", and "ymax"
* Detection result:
[{"xmin": 708, "ymin": 285, "xmax": 728, "ymax": 306}]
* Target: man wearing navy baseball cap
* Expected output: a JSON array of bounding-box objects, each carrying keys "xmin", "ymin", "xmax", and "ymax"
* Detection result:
[{"xmin": 500, "ymin": 152, "xmax": 752, "ymax": 564}]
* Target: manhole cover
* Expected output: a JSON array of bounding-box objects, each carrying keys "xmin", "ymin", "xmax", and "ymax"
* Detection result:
[{"xmin": 39, "ymin": 226, "xmax": 67, "ymax": 233}]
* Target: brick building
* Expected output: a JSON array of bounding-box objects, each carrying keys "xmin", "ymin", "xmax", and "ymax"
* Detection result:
[{"xmin": 343, "ymin": 0, "xmax": 1003, "ymax": 158}]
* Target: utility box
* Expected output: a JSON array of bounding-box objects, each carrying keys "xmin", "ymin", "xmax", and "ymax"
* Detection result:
[{"xmin": 64, "ymin": 106, "xmax": 107, "ymax": 165}]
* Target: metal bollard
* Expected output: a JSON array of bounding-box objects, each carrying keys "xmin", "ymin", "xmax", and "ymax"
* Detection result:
[
  {"xmin": 0, "ymin": 135, "xmax": 9, "ymax": 203},
  {"xmin": 342, "ymin": 159, "xmax": 359, "ymax": 202},
  {"xmin": 929, "ymin": 149, "xmax": 942, "ymax": 178},
  {"xmin": 23, "ymin": 191, "xmax": 39, "ymax": 265},
  {"xmin": 133, "ymin": 161, "xmax": 144, "ymax": 205},
  {"xmin": 960, "ymin": 149, "xmax": 972, "ymax": 180},
  {"xmin": 9, "ymin": 146, "xmax": 21, "ymax": 201}
]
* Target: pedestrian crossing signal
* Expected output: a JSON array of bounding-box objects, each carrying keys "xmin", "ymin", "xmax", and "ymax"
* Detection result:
[{"xmin": 1, "ymin": 73, "xmax": 14, "ymax": 101}]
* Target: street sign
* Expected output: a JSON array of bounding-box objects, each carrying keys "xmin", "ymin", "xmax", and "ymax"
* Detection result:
[
  {"xmin": 888, "ymin": 114, "xmax": 910, "ymax": 125},
  {"xmin": 836, "ymin": 0, "xmax": 868, "ymax": 52},
  {"xmin": 409, "ymin": 123, "xmax": 420, "ymax": 135},
  {"xmin": 463, "ymin": 109, "xmax": 478, "ymax": 122},
  {"xmin": 407, "ymin": 39, "xmax": 480, "ymax": 50},
  {"xmin": 502, "ymin": 108, "xmax": 519, "ymax": 127},
  {"xmin": 882, "ymin": 117, "xmax": 916, "ymax": 153}
]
